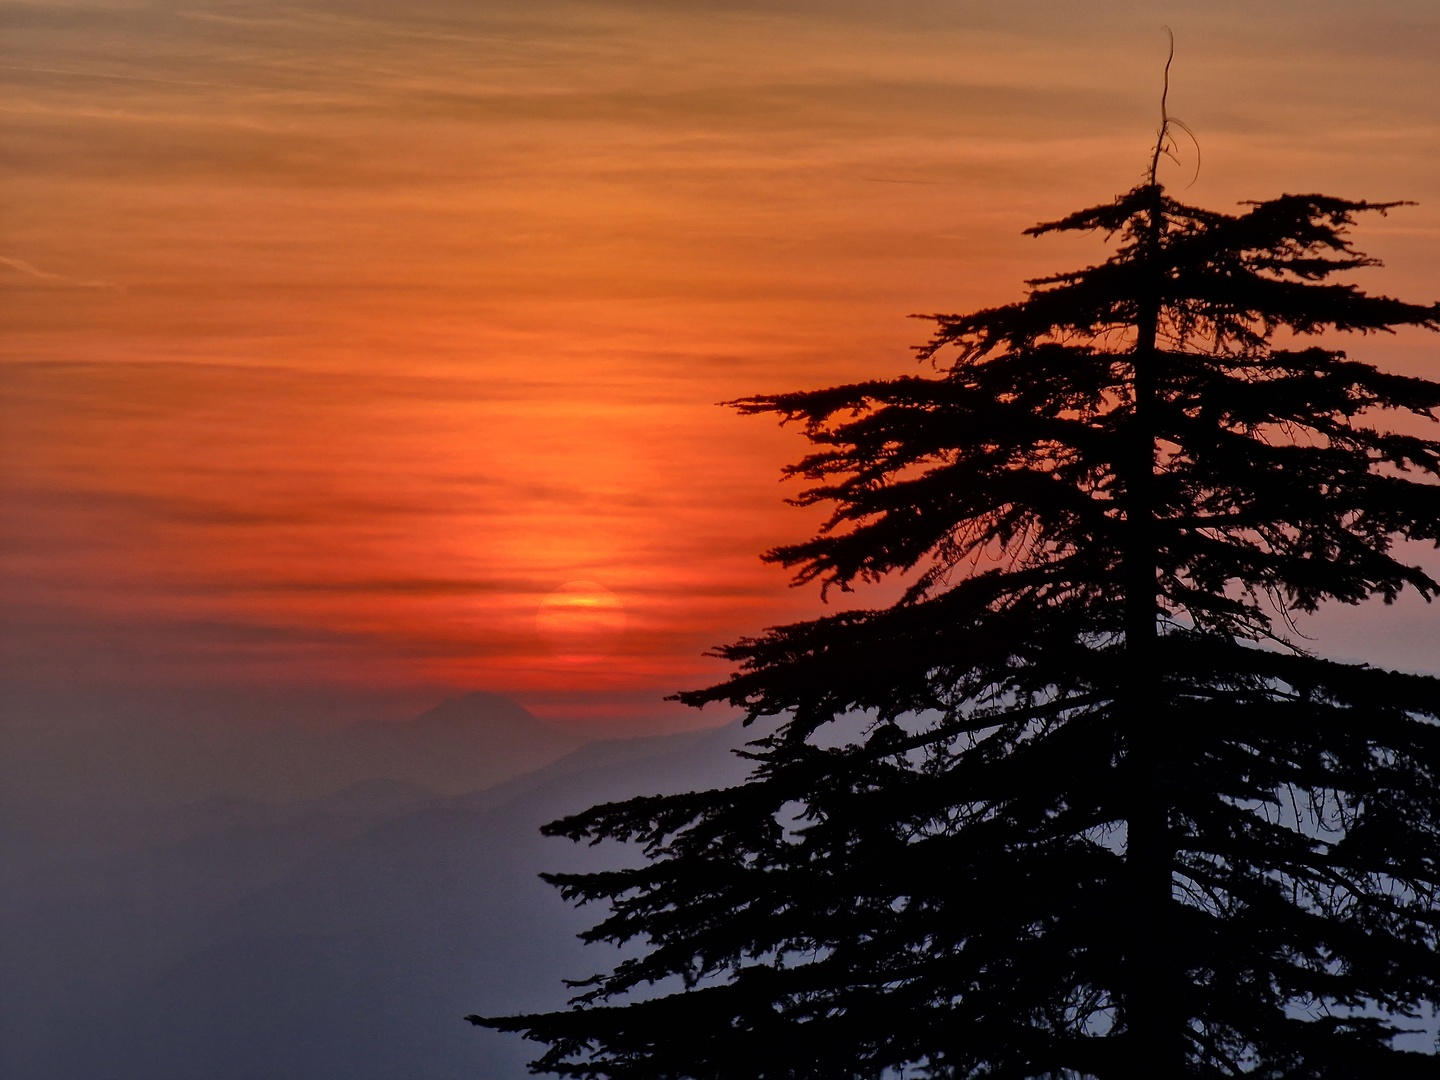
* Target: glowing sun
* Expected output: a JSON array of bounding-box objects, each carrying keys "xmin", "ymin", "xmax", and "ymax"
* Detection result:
[{"xmin": 535, "ymin": 580, "xmax": 626, "ymax": 663}]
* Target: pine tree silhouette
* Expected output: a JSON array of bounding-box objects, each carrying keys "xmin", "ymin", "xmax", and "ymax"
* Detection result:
[{"xmin": 472, "ymin": 123, "xmax": 1440, "ymax": 1079}]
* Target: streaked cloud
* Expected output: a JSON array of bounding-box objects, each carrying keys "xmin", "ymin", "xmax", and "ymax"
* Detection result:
[
  {"xmin": 2, "ymin": 0, "xmax": 1437, "ymax": 726},
  {"xmin": 0, "ymin": 254, "xmax": 119, "ymax": 290}
]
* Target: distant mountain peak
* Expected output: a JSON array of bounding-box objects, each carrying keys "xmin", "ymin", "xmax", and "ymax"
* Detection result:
[{"xmin": 407, "ymin": 691, "xmax": 553, "ymax": 734}]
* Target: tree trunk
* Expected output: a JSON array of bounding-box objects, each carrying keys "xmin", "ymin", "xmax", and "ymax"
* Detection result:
[{"xmin": 1119, "ymin": 186, "xmax": 1181, "ymax": 1080}]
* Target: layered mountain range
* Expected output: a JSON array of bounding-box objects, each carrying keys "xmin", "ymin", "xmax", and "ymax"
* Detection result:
[{"xmin": 0, "ymin": 691, "xmax": 750, "ymax": 1079}]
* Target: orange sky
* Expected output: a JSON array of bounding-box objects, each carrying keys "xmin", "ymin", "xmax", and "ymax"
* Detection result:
[{"xmin": 3, "ymin": 0, "xmax": 1439, "ymax": 731}]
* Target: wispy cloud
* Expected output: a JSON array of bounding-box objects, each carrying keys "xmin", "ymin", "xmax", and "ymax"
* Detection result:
[
  {"xmin": 2, "ymin": 0, "xmax": 1436, "ymax": 717},
  {"xmin": 0, "ymin": 255, "xmax": 120, "ymax": 290}
]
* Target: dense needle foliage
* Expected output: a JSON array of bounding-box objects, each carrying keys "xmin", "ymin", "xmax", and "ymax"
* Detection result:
[{"xmin": 472, "ymin": 181, "xmax": 1440, "ymax": 1078}]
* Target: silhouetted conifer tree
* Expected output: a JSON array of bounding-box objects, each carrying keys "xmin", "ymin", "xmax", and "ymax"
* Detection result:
[{"xmin": 473, "ymin": 158, "xmax": 1440, "ymax": 1077}]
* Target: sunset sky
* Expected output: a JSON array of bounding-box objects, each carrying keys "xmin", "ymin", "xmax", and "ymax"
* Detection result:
[{"xmin": 4, "ymin": 0, "xmax": 1439, "ymax": 732}]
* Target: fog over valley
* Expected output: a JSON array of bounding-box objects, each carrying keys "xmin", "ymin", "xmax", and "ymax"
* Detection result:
[{"xmin": 0, "ymin": 689, "xmax": 750, "ymax": 1079}]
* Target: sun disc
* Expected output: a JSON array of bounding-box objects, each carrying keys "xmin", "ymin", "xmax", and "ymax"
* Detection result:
[{"xmin": 536, "ymin": 580, "xmax": 626, "ymax": 663}]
